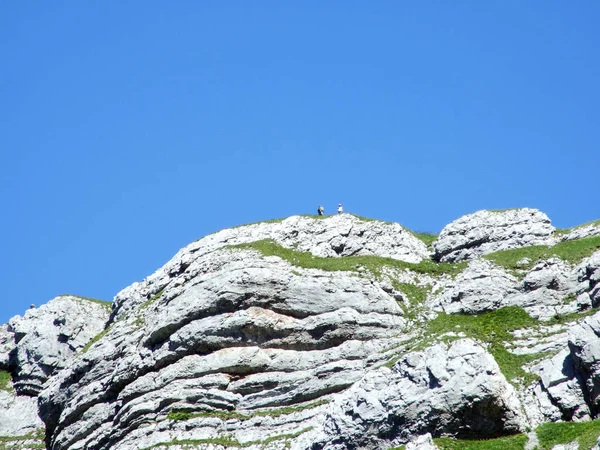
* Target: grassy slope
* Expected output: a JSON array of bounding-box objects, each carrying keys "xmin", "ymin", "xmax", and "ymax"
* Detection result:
[
  {"xmin": 231, "ymin": 239, "xmax": 465, "ymax": 277},
  {"xmin": 484, "ymin": 235, "xmax": 600, "ymax": 273},
  {"xmin": 0, "ymin": 370, "xmax": 12, "ymax": 392},
  {"xmin": 433, "ymin": 434, "xmax": 528, "ymax": 450},
  {"xmin": 536, "ymin": 418, "xmax": 600, "ymax": 450}
]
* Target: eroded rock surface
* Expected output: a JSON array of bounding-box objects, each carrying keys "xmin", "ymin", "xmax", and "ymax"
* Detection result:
[
  {"xmin": 562, "ymin": 222, "xmax": 600, "ymax": 242},
  {"xmin": 433, "ymin": 209, "xmax": 556, "ymax": 262},
  {"xmin": 2, "ymin": 212, "xmax": 600, "ymax": 449},
  {"xmin": 39, "ymin": 249, "xmax": 405, "ymax": 450},
  {"xmin": 429, "ymin": 259, "xmax": 519, "ymax": 314},
  {"xmin": 111, "ymin": 214, "xmax": 429, "ymax": 321},
  {"xmin": 6, "ymin": 295, "xmax": 110, "ymax": 395},
  {"xmin": 575, "ymin": 251, "xmax": 600, "ymax": 309},
  {"xmin": 314, "ymin": 340, "xmax": 524, "ymax": 449},
  {"xmin": 0, "ymin": 296, "xmax": 109, "ymax": 444}
]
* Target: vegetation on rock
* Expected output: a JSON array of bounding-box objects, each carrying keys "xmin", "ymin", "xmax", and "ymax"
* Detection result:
[
  {"xmin": 433, "ymin": 434, "xmax": 528, "ymax": 450},
  {"xmin": 231, "ymin": 239, "xmax": 465, "ymax": 277},
  {"xmin": 0, "ymin": 371, "xmax": 12, "ymax": 392},
  {"xmin": 484, "ymin": 235, "xmax": 600, "ymax": 273},
  {"xmin": 386, "ymin": 306, "xmax": 549, "ymax": 386},
  {"xmin": 59, "ymin": 294, "xmax": 112, "ymax": 311},
  {"xmin": 536, "ymin": 418, "xmax": 600, "ymax": 450},
  {"xmin": 167, "ymin": 399, "xmax": 328, "ymax": 422},
  {"xmin": 142, "ymin": 427, "xmax": 313, "ymax": 449}
]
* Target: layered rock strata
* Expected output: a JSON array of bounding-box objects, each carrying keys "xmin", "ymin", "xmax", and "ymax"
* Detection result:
[{"xmin": 3, "ymin": 210, "xmax": 600, "ymax": 449}]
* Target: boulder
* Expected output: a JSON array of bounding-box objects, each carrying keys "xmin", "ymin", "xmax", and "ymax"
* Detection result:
[
  {"xmin": 314, "ymin": 339, "xmax": 524, "ymax": 449},
  {"xmin": 5, "ymin": 295, "xmax": 110, "ymax": 395},
  {"xmin": 428, "ymin": 259, "xmax": 518, "ymax": 314},
  {"xmin": 433, "ymin": 209, "xmax": 556, "ymax": 263},
  {"xmin": 507, "ymin": 258, "xmax": 580, "ymax": 321},
  {"xmin": 575, "ymin": 250, "xmax": 600, "ymax": 308},
  {"xmin": 406, "ymin": 433, "xmax": 438, "ymax": 450}
]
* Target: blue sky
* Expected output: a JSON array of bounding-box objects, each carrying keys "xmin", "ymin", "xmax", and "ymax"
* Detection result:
[{"xmin": 1, "ymin": 2, "xmax": 599, "ymax": 324}]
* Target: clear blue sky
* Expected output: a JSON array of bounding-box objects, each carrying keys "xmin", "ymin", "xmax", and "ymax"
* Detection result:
[{"xmin": 1, "ymin": 2, "xmax": 599, "ymax": 324}]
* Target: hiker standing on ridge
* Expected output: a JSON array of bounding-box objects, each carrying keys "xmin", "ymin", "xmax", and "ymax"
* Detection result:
[
  {"xmin": 318, "ymin": 205, "xmax": 324, "ymax": 216},
  {"xmin": 337, "ymin": 204, "xmax": 343, "ymax": 214}
]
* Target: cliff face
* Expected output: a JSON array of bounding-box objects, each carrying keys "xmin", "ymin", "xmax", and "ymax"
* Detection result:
[{"xmin": 3, "ymin": 212, "xmax": 600, "ymax": 450}]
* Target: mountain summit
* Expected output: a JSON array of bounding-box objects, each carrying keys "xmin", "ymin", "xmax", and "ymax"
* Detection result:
[{"xmin": 2, "ymin": 210, "xmax": 600, "ymax": 450}]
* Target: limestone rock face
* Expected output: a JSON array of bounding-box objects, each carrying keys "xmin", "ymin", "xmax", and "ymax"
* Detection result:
[
  {"xmin": 111, "ymin": 214, "xmax": 429, "ymax": 321},
  {"xmin": 0, "ymin": 389, "xmax": 44, "ymax": 437},
  {"xmin": 433, "ymin": 209, "xmax": 556, "ymax": 262},
  {"xmin": 568, "ymin": 312, "xmax": 600, "ymax": 417},
  {"xmin": 429, "ymin": 259, "xmax": 519, "ymax": 314},
  {"xmin": 576, "ymin": 251, "xmax": 600, "ymax": 309},
  {"xmin": 314, "ymin": 340, "xmax": 524, "ymax": 449},
  {"xmin": 4, "ymin": 212, "xmax": 600, "ymax": 450},
  {"xmin": 429, "ymin": 256, "xmax": 581, "ymax": 321},
  {"xmin": 507, "ymin": 258, "xmax": 580, "ymax": 321},
  {"xmin": 5, "ymin": 295, "xmax": 110, "ymax": 395},
  {"xmin": 39, "ymin": 249, "xmax": 404, "ymax": 450},
  {"xmin": 0, "ymin": 296, "xmax": 109, "ymax": 443}
]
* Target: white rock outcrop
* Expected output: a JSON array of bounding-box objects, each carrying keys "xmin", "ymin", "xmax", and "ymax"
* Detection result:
[
  {"xmin": 314, "ymin": 340, "xmax": 524, "ymax": 449},
  {"xmin": 6, "ymin": 295, "xmax": 110, "ymax": 395},
  {"xmin": 110, "ymin": 214, "xmax": 429, "ymax": 320},
  {"xmin": 2, "ymin": 211, "xmax": 600, "ymax": 449},
  {"xmin": 433, "ymin": 208, "xmax": 556, "ymax": 262},
  {"xmin": 0, "ymin": 295, "xmax": 110, "ymax": 444},
  {"xmin": 429, "ymin": 259, "xmax": 518, "ymax": 314},
  {"xmin": 39, "ymin": 249, "xmax": 405, "ymax": 450},
  {"xmin": 562, "ymin": 222, "xmax": 600, "ymax": 242}
]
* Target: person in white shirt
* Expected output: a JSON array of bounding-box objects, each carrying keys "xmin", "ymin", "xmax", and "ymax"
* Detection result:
[{"xmin": 337, "ymin": 204, "xmax": 343, "ymax": 214}]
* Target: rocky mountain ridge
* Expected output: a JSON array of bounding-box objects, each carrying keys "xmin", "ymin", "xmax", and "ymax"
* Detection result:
[{"xmin": 2, "ymin": 211, "xmax": 600, "ymax": 450}]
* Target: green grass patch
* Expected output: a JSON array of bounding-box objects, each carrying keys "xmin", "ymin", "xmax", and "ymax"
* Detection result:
[
  {"xmin": 351, "ymin": 214, "xmax": 394, "ymax": 224},
  {"xmin": 299, "ymin": 214, "xmax": 336, "ymax": 220},
  {"xmin": 231, "ymin": 239, "xmax": 466, "ymax": 278},
  {"xmin": 385, "ymin": 307, "xmax": 546, "ymax": 386},
  {"xmin": 424, "ymin": 307, "xmax": 543, "ymax": 385},
  {"xmin": 545, "ymin": 308, "xmax": 599, "ymax": 326},
  {"xmin": 0, "ymin": 430, "xmax": 46, "ymax": 449},
  {"xmin": 411, "ymin": 231, "xmax": 438, "ymax": 248},
  {"xmin": 141, "ymin": 427, "xmax": 313, "ymax": 449},
  {"xmin": 59, "ymin": 294, "xmax": 112, "ymax": 310},
  {"xmin": 433, "ymin": 434, "xmax": 527, "ymax": 450},
  {"xmin": 484, "ymin": 235, "xmax": 600, "ymax": 273},
  {"xmin": 394, "ymin": 282, "xmax": 430, "ymax": 320},
  {"xmin": 231, "ymin": 218, "xmax": 286, "ymax": 229},
  {"xmin": 139, "ymin": 288, "xmax": 165, "ymax": 311},
  {"xmin": 81, "ymin": 326, "xmax": 111, "ymax": 354},
  {"xmin": 168, "ymin": 399, "xmax": 328, "ymax": 422},
  {"xmin": 537, "ymin": 418, "xmax": 600, "ymax": 450},
  {"xmin": 0, "ymin": 371, "xmax": 12, "ymax": 392}
]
